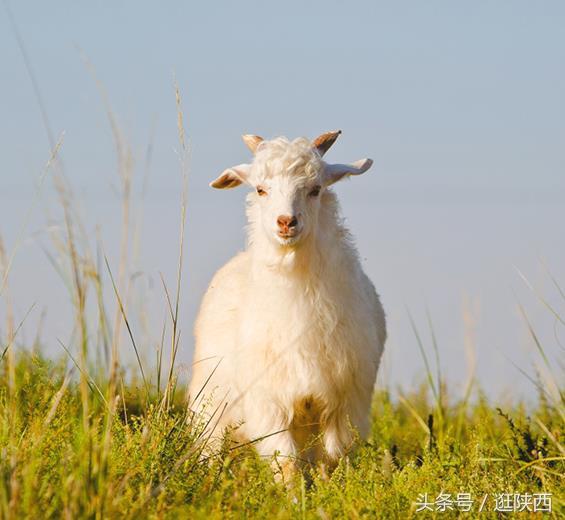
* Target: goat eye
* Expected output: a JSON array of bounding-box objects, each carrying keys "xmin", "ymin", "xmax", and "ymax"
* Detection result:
[
  {"xmin": 256, "ymin": 186, "xmax": 267, "ymax": 196},
  {"xmin": 308, "ymin": 186, "xmax": 321, "ymax": 197}
]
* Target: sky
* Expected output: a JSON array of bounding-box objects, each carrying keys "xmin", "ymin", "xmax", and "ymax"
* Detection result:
[{"xmin": 1, "ymin": 1, "xmax": 564, "ymax": 400}]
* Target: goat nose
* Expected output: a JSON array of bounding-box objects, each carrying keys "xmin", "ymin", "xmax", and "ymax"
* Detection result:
[{"xmin": 277, "ymin": 215, "xmax": 298, "ymax": 231}]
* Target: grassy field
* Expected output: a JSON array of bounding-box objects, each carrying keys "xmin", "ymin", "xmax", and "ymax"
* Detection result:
[{"xmin": 0, "ymin": 350, "xmax": 563, "ymax": 518}]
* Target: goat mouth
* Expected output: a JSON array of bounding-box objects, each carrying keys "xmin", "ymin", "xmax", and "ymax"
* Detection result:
[
  {"xmin": 276, "ymin": 231, "xmax": 301, "ymax": 245},
  {"xmin": 277, "ymin": 228, "xmax": 302, "ymax": 239},
  {"xmin": 278, "ymin": 232, "xmax": 298, "ymax": 239}
]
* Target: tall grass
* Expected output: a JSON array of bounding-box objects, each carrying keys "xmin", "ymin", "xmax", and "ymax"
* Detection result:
[{"xmin": 0, "ymin": 350, "xmax": 563, "ymax": 517}]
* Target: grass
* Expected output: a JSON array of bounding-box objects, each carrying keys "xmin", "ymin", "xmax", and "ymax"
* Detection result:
[
  {"xmin": 0, "ymin": 352, "xmax": 563, "ymax": 518},
  {"xmin": 0, "ymin": 45, "xmax": 563, "ymax": 516}
]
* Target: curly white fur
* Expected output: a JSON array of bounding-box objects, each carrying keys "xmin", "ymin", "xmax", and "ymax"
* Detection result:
[{"xmin": 189, "ymin": 134, "xmax": 386, "ymax": 470}]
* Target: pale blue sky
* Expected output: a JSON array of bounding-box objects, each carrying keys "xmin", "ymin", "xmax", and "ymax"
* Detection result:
[{"xmin": 1, "ymin": 1, "xmax": 564, "ymax": 398}]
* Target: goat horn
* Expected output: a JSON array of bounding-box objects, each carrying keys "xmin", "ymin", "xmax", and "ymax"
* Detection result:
[
  {"xmin": 242, "ymin": 134, "xmax": 264, "ymax": 154},
  {"xmin": 312, "ymin": 130, "xmax": 342, "ymax": 156}
]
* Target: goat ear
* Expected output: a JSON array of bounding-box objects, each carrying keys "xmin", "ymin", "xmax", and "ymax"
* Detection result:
[
  {"xmin": 323, "ymin": 158, "xmax": 373, "ymax": 186},
  {"xmin": 210, "ymin": 164, "xmax": 251, "ymax": 189}
]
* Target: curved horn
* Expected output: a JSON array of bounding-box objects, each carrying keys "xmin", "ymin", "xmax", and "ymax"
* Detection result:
[
  {"xmin": 242, "ymin": 134, "xmax": 264, "ymax": 154},
  {"xmin": 312, "ymin": 130, "xmax": 342, "ymax": 156}
]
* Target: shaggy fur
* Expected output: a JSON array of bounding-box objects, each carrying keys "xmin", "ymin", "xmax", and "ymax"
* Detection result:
[{"xmin": 189, "ymin": 135, "xmax": 386, "ymax": 472}]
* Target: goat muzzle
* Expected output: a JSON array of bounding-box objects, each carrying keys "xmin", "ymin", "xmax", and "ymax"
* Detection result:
[{"xmin": 277, "ymin": 215, "xmax": 299, "ymax": 237}]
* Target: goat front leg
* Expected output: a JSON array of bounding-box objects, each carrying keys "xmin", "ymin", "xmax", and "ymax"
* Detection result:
[
  {"xmin": 242, "ymin": 395, "xmax": 297, "ymax": 482},
  {"xmin": 323, "ymin": 401, "xmax": 370, "ymax": 465},
  {"xmin": 323, "ymin": 413, "xmax": 354, "ymax": 465}
]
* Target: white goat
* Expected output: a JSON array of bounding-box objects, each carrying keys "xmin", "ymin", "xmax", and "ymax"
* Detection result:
[{"xmin": 189, "ymin": 131, "xmax": 386, "ymax": 475}]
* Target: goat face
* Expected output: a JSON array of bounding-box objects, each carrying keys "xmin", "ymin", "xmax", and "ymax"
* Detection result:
[
  {"xmin": 210, "ymin": 132, "xmax": 373, "ymax": 248},
  {"xmin": 253, "ymin": 150, "xmax": 324, "ymax": 246}
]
